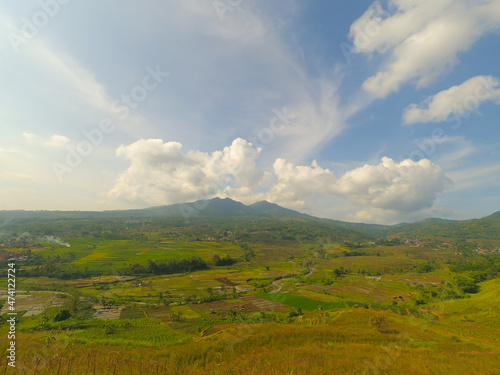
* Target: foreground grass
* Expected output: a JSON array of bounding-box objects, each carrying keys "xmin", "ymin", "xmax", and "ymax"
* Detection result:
[
  {"xmin": 2, "ymin": 304, "xmax": 499, "ymax": 375},
  {"xmin": 2, "ymin": 236, "xmax": 499, "ymax": 374}
]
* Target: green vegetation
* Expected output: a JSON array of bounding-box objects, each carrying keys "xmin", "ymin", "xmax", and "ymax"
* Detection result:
[{"xmin": 1, "ymin": 199, "xmax": 499, "ymax": 373}]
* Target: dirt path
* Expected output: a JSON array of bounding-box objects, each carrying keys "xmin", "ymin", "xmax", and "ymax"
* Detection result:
[
  {"xmin": 305, "ymin": 268, "xmax": 316, "ymax": 277},
  {"xmin": 269, "ymin": 267, "xmax": 316, "ymax": 294},
  {"xmin": 270, "ymin": 280, "xmax": 283, "ymax": 294}
]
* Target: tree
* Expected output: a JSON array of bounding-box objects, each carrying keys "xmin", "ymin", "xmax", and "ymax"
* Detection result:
[
  {"xmin": 101, "ymin": 298, "xmax": 115, "ymax": 309},
  {"xmin": 454, "ymin": 275, "xmax": 478, "ymax": 294},
  {"xmin": 147, "ymin": 259, "xmax": 158, "ymax": 274},
  {"xmin": 288, "ymin": 308, "xmax": 303, "ymax": 317},
  {"xmin": 227, "ymin": 308, "xmax": 240, "ymax": 322},
  {"xmin": 169, "ymin": 311, "xmax": 183, "ymax": 322},
  {"xmin": 212, "ymin": 254, "xmax": 222, "ymax": 266},
  {"xmin": 417, "ymin": 262, "xmax": 435, "ymax": 273},
  {"xmin": 53, "ymin": 308, "xmax": 71, "ymax": 322}
]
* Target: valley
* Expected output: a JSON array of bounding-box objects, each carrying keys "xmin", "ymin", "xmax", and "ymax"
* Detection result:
[{"xmin": 1, "ymin": 198, "xmax": 499, "ymax": 374}]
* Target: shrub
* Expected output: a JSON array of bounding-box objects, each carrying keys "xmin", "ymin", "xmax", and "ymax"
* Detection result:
[
  {"xmin": 369, "ymin": 316, "xmax": 388, "ymax": 332},
  {"xmin": 53, "ymin": 309, "xmax": 71, "ymax": 322},
  {"xmin": 288, "ymin": 308, "xmax": 303, "ymax": 318},
  {"xmin": 454, "ymin": 275, "xmax": 478, "ymax": 294}
]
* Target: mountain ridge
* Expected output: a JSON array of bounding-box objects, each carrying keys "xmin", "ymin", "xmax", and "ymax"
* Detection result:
[{"xmin": 1, "ymin": 198, "xmax": 499, "ymax": 240}]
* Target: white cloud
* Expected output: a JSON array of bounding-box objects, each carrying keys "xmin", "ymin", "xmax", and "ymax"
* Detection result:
[
  {"xmin": 101, "ymin": 1, "xmax": 345, "ymax": 162},
  {"xmin": 276, "ymin": 81, "xmax": 345, "ymax": 162},
  {"xmin": 1, "ymin": 1, "xmax": 349, "ymax": 210},
  {"xmin": 22, "ymin": 132, "xmax": 38, "ymax": 143},
  {"xmin": 349, "ymin": 0, "xmax": 455, "ymax": 55},
  {"xmin": 403, "ymin": 75, "xmax": 500, "ymax": 124},
  {"xmin": 432, "ymin": 136, "xmax": 476, "ymax": 169},
  {"xmin": 45, "ymin": 134, "xmax": 72, "ymax": 148},
  {"xmin": 109, "ymin": 138, "xmax": 452, "ymax": 216},
  {"xmin": 335, "ymin": 157, "xmax": 452, "ymax": 213},
  {"xmin": 269, "ymin": 156, "xmax": 452, "ymax": 214},
  {"xmin": 345, "ymin": 204, "xmax": 453, "ymax": 225},
  {"xmin": 2, "ymin": 1, "xmax": 492, "ymax": 221},
  {"xmin": 23, "ymin": 132, "xmax": 72, "ymax": 148},
  {"xmin": 446, "ymin": 162, "xmax": 500, "ymax": 191},
  {"xmin": 0, "ymin": 9, "xmax": 123, "ymax": 120},
  {"xmin": 351, "ymin": 0, "xmax": 500, "ymax": 97},
  {"xmin": 107, "ymin": 138, "xmax": 264, "ymax": 205},
  {"xmin": 267, "ymin": 159, "xmax": 337, "ymax": 208}
]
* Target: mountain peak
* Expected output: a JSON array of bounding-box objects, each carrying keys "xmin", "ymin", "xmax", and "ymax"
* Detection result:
[{"xmin": 249, "ymin": 200, "xmax": 305, "ymax": 218}]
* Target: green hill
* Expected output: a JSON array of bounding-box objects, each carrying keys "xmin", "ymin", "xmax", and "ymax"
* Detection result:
[
  {"xmin": 1, "ymin": 198, "xmax": 499, "ymax": 241},
  {"xmin": 391, "ymin": 216, "xmax": 500, "ymax": 240},
  {"xmin": 485, "ymin": 211, "xmax": 500, "ymax": 219}
]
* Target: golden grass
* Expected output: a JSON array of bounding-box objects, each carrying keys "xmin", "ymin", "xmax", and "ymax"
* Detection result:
[{"xmin": 4, "ymin": 305, "xmax": 499, "ymax": 375}]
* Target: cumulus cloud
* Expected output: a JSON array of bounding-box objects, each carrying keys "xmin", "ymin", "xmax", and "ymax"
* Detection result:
[
  {"xmin": 403, "ymin": 75, "xmax": 500, "ymax": 124},
  {"xmin": 346, "ymin": 204, "xmax": 449, "ymax": 225},
  {"xmin": 270, "ymin": 156, "xmax": 452, "ymax": 214},
  {"xmin": 267, "ymin": 159, "xmax": 337, "ymax": 208},
  {"xmin": 109, "ymin": 138, "xmax": 452, "ymax": 215},
  {"xmin": 107, "ymin": 138, "xmax": 264, "ymax": 205},
  {"xmin": 335, "ymin": 157, "xmax": 452, "ymax": 213},
  {"xmin": 350, "ymin": 0, "xmax": 500, "ymax": 97}
]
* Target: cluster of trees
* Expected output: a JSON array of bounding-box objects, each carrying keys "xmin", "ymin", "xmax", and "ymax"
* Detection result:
[
  {"xmin": 449, "ymin": 252, "xmax": 500, "ymax": 295},
  {"xmin": 453, "ymin": 275, "xmax": 479, "ymax": 294},
  {"xmin": 23, "ymin": 254, "xmax": 209, "ymax": 279},
  {"xmin": 416, "ymin": 262, "xmax": 436, "ymax": 273},
  {"xmin": 27, "ymin": 252, "xmax": 76, "ymax": 266},
  {"xmin": 343, "ymin": 241, "xmax": 363, "ymax": 249},
  {"xmin": 212, "ymin": 254, "xmax": 237, "ymax": 266},
  {"xmin": 240, "ymin": 243, "xmax": 256, "ymax": 261},
  {"xmin": 342, "ymin": 250, "xmax": 367, "ymax": 257},
  {"xmin": 146, "ymin": 257, "xmax": 208, "ymax": 275},
  {"xmin": 333, "ymin": 266, "xmax": 348, "ymax": 278},
  {"xmin": 374, "ymin": 238, "xmax": 403, "ymax": 246},
  {"xmin": 23, "ymin": 263, "xmax": 93, "ymax": 279}
]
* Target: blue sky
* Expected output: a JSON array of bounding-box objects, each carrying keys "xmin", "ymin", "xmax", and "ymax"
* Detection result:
[{"xmin": 1, "ymin": 0, "xmax": 500, "ymax": 224}]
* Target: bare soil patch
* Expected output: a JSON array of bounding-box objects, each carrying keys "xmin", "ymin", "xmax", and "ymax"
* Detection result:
[
  {"xmin": 214, "ymin": 277, "xmax": 238, "ymax": 286},
  {"xmin": 0, "ymin": 293, "xmax": 64, "ymax": 317},
  {"xmin": 191, "ymin": 295, "xmax": 289, "ymax": 315}
]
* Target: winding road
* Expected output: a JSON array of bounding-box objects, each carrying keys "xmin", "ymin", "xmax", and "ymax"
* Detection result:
[{"xmin": 270, "ymin": 267, "xmax": 316, "ymax": 294}]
